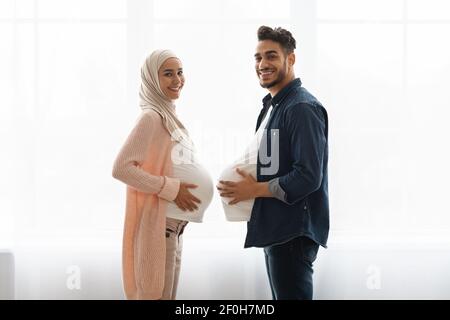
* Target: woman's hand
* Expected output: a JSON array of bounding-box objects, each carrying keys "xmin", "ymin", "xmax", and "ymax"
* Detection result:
[{"xmin": 174, "ymin": 182, "xmax": 201, "ymax": 212}]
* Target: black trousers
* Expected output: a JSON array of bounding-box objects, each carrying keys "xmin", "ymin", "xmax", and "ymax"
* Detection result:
[{"xmin": 263, "ymin": 236, "xmax": 320, "ymax": 300}]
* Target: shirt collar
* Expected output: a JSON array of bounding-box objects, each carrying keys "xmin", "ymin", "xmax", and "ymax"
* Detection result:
[{"xmin": 262, "ymin": 77, "xmax": 302, "ymax": 108}]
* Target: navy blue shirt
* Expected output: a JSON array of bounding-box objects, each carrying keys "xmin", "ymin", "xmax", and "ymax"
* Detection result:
[{"xmin": 244, "ymin": 78, "xmax": 329, "ymax": 248}]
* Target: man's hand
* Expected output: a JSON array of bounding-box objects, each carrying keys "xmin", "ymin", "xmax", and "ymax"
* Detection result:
[
  {"xmin": 174, "ymin": 182, "xmax": 201, "ymax": 212},
  {"xmin": 217, "ymin": 167, "xmax": 270, "ymax": 205}
]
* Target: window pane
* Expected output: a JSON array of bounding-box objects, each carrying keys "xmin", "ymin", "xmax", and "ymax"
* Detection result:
[
  {"xmin": 34, "ymin": 23, "xmax": 127, "ymax": 231},
  {"xmin": 154, "ymin": 0, "xmax": 291, "ymax": 20},
  {"xmin": 0, "ymin": 0, "xmax": 35, "ymax": 19},
  {"xmin": 16, "ymin": 0, "xmax": 35, "ymax": 19},
  {"xmin": 33, "ymin": 119, "xmax": 126, "ymax": 231},
  {"xmin": 38, "ymin": 0, "xmax": 127, "ymax": 19},
  {"xmin": 16, "ymin": 23, "xmax": 35, "ymax": 117},
  {"xmin": 0, "ymin": 23, "xmax": 14, "ymax": 246},
  {"xmin": 154, "ymin": 0, "xmax": 221, "ymax": 19},
  {"xmin": 317, "ymin": 23, "xmax": 404, "ymax": 130},
  {"xmin": 317, "ymin": 0, "xmax": 403, "ymax": 20},
  {"xmin": 0, "ymin": 200, "xmax": 13, "ymax": 246},
  {"xmin": 330, "ymin": 130, "xmax": 407, "ymax": 230},
  {"xmin": 38, "ymin": 23, "xmax": 127, "ymax": 119},
  {"xmin": 222, "ymin": 0, "xmax": 290, "ymax": 19},
  {"xmin": 408, "ymin": 0, "xmax": 450, "ymax": 20},
  {"xmin": 407, "ymin": 24, "xmax": 450, "ymax": 116},
  {"xmin": 0, "ymin": 23, "xmax": 13, "ymax": 117},
  {"xmin": 0, "ymin": 0, "xmax": 14, "ymax": 19},
  {"xmin": 317, "ymin": 23, "xmax": 405, "ymax": 230},
  {"xmin": 406, "ymin": 24, "xmax": 450, "ymax": 229}
]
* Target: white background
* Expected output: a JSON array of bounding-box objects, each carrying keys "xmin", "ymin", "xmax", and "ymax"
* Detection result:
[{"xmin": 1, "ymin": 0, "xmax": 450, "ymax": 299}]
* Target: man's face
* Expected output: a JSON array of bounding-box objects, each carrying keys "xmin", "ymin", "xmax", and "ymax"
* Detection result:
[{"xmin": 254, "ymin": 40, "xmax": 289, "ymax": 89}]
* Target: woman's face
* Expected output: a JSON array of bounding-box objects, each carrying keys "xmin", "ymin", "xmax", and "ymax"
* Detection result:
[{"xmin": 158, "ymin": 57, "xmax": 185, "ymax": 100}]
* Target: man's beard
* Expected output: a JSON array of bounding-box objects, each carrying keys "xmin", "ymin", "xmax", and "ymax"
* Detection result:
[{"xmin": 259, "ymin": 61, "xmax": 287, "ymax": 89}]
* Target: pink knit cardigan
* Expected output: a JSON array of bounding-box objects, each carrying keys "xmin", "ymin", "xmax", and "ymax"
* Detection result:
[{"xmin": 112, "ymin": 110, "xmax": 180, "ymax": 300}]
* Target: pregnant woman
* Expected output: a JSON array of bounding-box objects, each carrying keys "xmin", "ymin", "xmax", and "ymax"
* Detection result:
[{"xmin": 112, "ymin": 49, "xmax": 213, "ymax": 300}]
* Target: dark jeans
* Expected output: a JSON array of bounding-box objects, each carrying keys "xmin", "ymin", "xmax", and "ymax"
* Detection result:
[{"xmin": 263, "ymin": 236, "xmax": 320, "ymax": 300}]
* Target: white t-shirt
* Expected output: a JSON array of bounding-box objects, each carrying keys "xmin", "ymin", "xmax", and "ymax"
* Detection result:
[
  {"xmin": 166, "ymin": 136, "xmax": 214, "ymax": 222},
  {"xmin": 218, "ymin": 106, "xmax": 273, "ymax": 221}
]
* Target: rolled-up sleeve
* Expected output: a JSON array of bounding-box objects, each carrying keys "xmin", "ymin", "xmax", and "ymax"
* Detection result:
[
  {"xmin": 157, "ymin": 176, "xmax": 181, "ymax": 201},
  {"xmin": 268, "ymin": 177, "xmax": 288, "ymax": 203}
]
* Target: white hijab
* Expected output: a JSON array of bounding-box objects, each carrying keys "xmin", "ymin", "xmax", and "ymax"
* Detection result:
[{"xmin": 139, "ymin": 49, "xmax": 189, "ymax": 144}]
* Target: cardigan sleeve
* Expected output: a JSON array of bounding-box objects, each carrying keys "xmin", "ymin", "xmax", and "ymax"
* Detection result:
[{"xmin": 112, "ymin": 112, "xmax": 180, "ymax": 201}]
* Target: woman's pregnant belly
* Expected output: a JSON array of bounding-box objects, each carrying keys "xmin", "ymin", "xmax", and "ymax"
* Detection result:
[
  {"xmin": 166, "ymin": 161, "xmax": 214, "ymax": 223},
  {"xmin": 218, "ymin": 160, "xmax": 256, "ymax": 222}
]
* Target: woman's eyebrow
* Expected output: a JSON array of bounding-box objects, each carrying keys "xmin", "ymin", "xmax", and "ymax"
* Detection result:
[{"xmin": 163, "ymin": 68, "xmax": 183, "ymax": 72}]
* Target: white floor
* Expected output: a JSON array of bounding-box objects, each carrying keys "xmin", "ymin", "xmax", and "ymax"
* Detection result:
[{"xmin": 4, "ymin": 230, "xmax": 450, "ymax": 300}]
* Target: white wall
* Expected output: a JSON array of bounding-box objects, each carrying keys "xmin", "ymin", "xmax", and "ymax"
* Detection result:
[{"xmin": 1, "ymin": 0, "xmax": 450, "ymax": 299}]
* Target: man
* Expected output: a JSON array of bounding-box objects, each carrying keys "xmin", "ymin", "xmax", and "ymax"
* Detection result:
[{"xmin": 217, "ymin": 26, "xmax": 329, "ymax": 300}]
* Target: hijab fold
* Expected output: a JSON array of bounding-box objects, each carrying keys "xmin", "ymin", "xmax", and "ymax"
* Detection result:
[{"xmin": 139, "ymin": 49, "xmax": 189, "ymax": 144}]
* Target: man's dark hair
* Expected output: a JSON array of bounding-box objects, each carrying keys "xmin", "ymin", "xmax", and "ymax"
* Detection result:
[{"xmin": 257, "ymin": 26, "xmax": 296, "ymax": 54}]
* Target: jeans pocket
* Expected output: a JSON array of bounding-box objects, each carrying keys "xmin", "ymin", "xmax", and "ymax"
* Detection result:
[{"xmin": 300, "ymin": 237, "xmax": 319, "ymax": 264}]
